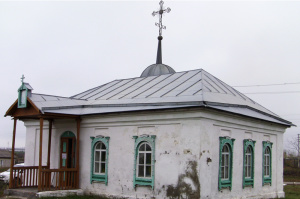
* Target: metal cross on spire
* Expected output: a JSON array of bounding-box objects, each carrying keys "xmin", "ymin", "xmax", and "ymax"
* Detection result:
[
  {"xmin": 21, "ymin": 74, "xmax": 25, "ymax": 83},
  {"xmin": 152, "ymin": 0, "xmax": 171, "ymax": 37}
]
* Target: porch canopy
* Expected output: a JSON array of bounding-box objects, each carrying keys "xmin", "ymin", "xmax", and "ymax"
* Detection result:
[{"xmin": 5, "ymin": 98, "xmax": 81, "ymax": 191}]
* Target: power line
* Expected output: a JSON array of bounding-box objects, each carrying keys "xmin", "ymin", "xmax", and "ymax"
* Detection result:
[
  {"xmin": 244, "ymin": 91, "xmax": 300, "ymax": 94},
  {"xmin": 233, "ymin": 82, "xmax": 300, "ymax": 88}
]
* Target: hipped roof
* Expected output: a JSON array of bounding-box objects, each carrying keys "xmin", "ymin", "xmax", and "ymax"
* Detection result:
[{"xmin": 6, "ymin": 69, "xmax": 294, "ymax": 127}]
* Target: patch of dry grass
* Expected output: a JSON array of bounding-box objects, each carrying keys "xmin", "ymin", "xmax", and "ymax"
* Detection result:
[
  {"xmin": 284, "ymin": 185, "xmax": 300, "ymax": 199},
  {"xmin": 0, "ymin": 181, "xmax": 8, "ymax": 197}
]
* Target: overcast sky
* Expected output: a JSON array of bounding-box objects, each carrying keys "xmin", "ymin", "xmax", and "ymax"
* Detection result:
[{"xmin": 0, "ymin": 0, "xmax": 299, "ymax": 152}]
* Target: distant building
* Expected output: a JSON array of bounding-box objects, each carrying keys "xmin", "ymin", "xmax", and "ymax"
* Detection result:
[{"xmin": 0, "ymin": 150, "xmax": 17, "ymax": 168}]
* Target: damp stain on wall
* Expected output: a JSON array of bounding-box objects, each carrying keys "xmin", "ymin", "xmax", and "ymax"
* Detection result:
[{"xmin": 166, "ymin": 161, "xmax": 200, "ymax": 199}]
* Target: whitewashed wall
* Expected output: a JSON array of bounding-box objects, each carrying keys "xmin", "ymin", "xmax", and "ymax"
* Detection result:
[{"xmin": 23, "ymin": 108, "xmax": 287, "ymax": 199}]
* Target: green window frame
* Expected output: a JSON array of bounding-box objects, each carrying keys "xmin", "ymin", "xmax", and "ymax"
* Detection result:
[
  {"xmin": 133, "ymin": 135, "xmax": 156, "ymax": 189},
  {"xmin": 90, "ymin": 136, "xmax": 110, "ymax": 185},
  {"xmin": 18, "ymin": 85, "xmax": 28, "ymax": 108},
  {"xmin": 218, "ymin": 137, "xmax": 235, "ymax": 191},
  {"xmin": 262, "ymin": 141, "xmax": 272, "ymax": 186},
  {"xmin": 243, "ymin": 139, "xmax": 256, "ymax": 188}
]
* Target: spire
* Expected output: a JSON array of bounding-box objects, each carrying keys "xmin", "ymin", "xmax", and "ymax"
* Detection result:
[
  {"xmin": 152, "ymin": 0, "xmax": 171, "ymax": 64},
  {"xmin": 156, "ymin": 36, "xmax": 163, "ymax": 64}
]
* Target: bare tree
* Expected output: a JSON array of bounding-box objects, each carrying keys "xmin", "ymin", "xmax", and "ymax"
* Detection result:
[{"xmin": 287, "ymin": 135, "xmax": 300, "ymax": 157}]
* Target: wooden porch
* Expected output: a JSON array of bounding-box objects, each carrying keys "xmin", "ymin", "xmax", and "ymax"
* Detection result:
[
  {"xmin": 5, "ymin": 98, "xmax": 81, "ymax": 192},
  {"xmin": 11, "ymin": 166, "xmax": 78, "ymax": 191}
]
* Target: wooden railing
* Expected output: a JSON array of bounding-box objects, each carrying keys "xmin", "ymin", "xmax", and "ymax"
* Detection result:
[
  {"xmin": 40, "ymin": 168, "xmax": 78, "ymax": 191},
  {"xmin": 11, "ymin": 166, "xmax": 47, "ymax": 188},
  {"xmin": 11, "ymin": 166, "xmax": 78, "ymax": 191}
]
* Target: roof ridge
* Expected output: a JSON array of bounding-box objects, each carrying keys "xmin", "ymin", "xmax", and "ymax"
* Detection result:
[{"xmin": 201, "ymin": 70, "xmax": 280, "ymax": 117}]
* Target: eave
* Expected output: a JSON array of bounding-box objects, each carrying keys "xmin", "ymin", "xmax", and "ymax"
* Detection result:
[{"xmin": 5, "ymin": 98, "xmax": 79, "ymax": 120}]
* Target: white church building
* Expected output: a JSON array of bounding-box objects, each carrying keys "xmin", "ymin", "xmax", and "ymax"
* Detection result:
[{"xmin": 5, "ymin": 1, "xmax": 293, "ymax": 198}]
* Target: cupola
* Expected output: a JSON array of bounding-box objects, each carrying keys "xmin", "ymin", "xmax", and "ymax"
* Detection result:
[
  {"xmin": 18, "ymin": 75, "xmax": 33, "ymax": 108},
  {"xmin": 140, "ymin": 0, "xmax": 175, "ymax": 77}
]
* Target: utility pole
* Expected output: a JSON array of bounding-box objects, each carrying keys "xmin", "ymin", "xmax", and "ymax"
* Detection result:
[
  {"xmin": 298, "ymin": 134, "xmax": 300, "ymax": 157},
  {"xmin": 298, "ymin": 134, "xmax": 300, "ymax": 168}
]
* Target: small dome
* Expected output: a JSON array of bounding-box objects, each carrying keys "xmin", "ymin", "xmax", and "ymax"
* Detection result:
[{"xmin": 140, "ymin": 64, "xmax": 176, "ymax": 77}]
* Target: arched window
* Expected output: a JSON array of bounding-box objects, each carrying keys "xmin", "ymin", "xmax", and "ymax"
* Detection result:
[
  {"xmin": 243, "ymin": 139, "xmax": 255, "ymax": 188},
  {"xmin": 264, "ymin": 147, "xmax": 270, "ymax": 177},
  {"xmin": 94, "ymin": 142, "xmax": 106, "ymax": 174},
  {"xmin": 219, "ymin": 137, "xmax": 235, "ymax": 191},
  {"xmin": 245, "ymin": 147, "xmax": 252, "ymax": 178},
  {"xmin": 262, "ymin": 141, "xmax": 272, "ymax": 186},
  {"xmin": 137, "ymin": 142, "xmax": 152, "ymax": 178},
  {"xmin": 133, "ymin": 135, "xmax": 156, "ymax": 189},
  {"xmin": 90, "ymin": 136, "xmax": 110, "ymax": 185},
  {"xmin": 221, "ymin": 144, "xmax": 230, "ymax": 180}
]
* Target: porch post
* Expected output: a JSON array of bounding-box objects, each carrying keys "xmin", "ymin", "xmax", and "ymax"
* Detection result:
[
  {"xmin": 76, "ymin": 118, "xmax": 81, "ymax": 188},
  {"xmin": 9, "ymin": 118, "xmax": 17, "ymax": 189},
  {"xmin": 47, "ymin": 120, "xmax": 53, "ymax": 168},
  {"xmin": 38, "ymin": 117, "xmax": 43, "ymax": 191}
]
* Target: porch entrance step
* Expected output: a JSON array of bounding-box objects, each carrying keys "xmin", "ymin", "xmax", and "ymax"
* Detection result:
[
  {"xmin": 3, "ymin": 189, "xmax": 84, "ymax": 198},
  {"xmin": 1, "ymin": 196, "xmax": 28, "ymax": 199},
  {"xmin": 37, "ymin": 189, "xmax": 84, "ymax": 198},
  {"xmin": 4, "ymin": 188, "xmax": 38, "ymax": 199}
]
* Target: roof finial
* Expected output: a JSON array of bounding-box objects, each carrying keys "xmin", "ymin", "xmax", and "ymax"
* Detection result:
[
  {"xmin": 21, "ymin": 74, "xmax": 25, "ymax": 84},
  {"xmin": 152, "ymin": 0, "xmax": 171, "ymax": 64},
  {"xmin": 152, "ymin": 0, "xmax": 171, "ymax": 38}
]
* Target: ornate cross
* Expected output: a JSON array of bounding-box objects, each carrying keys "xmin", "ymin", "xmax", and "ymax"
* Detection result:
[
  {"xmin": 152, "ymin": 0, "xmax": 171, "ymax": 37},
  {"xmin": 21, "ymin": 74, "xmax": 25, "ymax": 83}
]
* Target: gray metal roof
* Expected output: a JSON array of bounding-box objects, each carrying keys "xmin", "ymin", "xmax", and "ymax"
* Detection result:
[
  {"xmin": 30, "ymin": 93, "xmax": 87, "ymax": 112},
  {"xmin": 28, "ymin": 69, "xmax": 293, "ymax": 126},
  {"xmin": 24, "ymin": 83, "xmax": 33, "ymax": 90}
]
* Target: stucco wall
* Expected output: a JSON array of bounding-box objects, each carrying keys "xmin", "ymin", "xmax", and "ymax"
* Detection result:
[{"xmin": 23, "ymin": 108, "xmax": 287, "ymax": 199}]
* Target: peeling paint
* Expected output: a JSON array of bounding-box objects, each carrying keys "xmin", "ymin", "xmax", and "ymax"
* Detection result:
[
  {"xmin": 206, "ymin": 157, "xmax": 212, "ymax": 165},
  {"xmin": 166, "ymin": 161, "xmax": 200, "ymax": 199},
  {"xmin": 183, "ymin": 149, "xmax": 192, "ymax": 154}
]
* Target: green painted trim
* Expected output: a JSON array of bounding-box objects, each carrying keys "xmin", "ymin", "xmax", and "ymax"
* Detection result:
[
  {"xmin": 61, "ymin": 131, "xmax": 76, "ymax": 138},
  {"xmin": 218, "ymin": 137, "xmax": 235, "ymax": 191},
  {"xmin": 242, "ymin": 139, "xmax": 256, "ymax": 188},
  {"xmin": 17, "ymin": 83, "xmax": 28, "ymax": 108},
  {"xmin": 90, "ymin": 136, "xmax": 110, "ymax": 185},
  {"xmin": 262, "ymin": 141, "xmax": 273, "ymax": 186},
  {"xmin": 133, "ymin": 135, "xmax": 156, "ymax": 189}
]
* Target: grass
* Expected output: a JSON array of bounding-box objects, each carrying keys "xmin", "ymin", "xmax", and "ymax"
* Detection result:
[
  {"xmin": 284, "ymin": 165, "xmax": 300, "ymax": 182},
  {"xmin": 284, "ymin": 184, "xmax": 300, "ymax": 199},
  {"xmin": 21, "ymin": 187, "xmax": 300, "ymax": 199},
  {"xmin": 284, "ymin": 175, "xmax": 300, "ymax": 182},
  {"xmin": 0, "ymin": 181, "xmax": 8, "ymax": 197}
]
